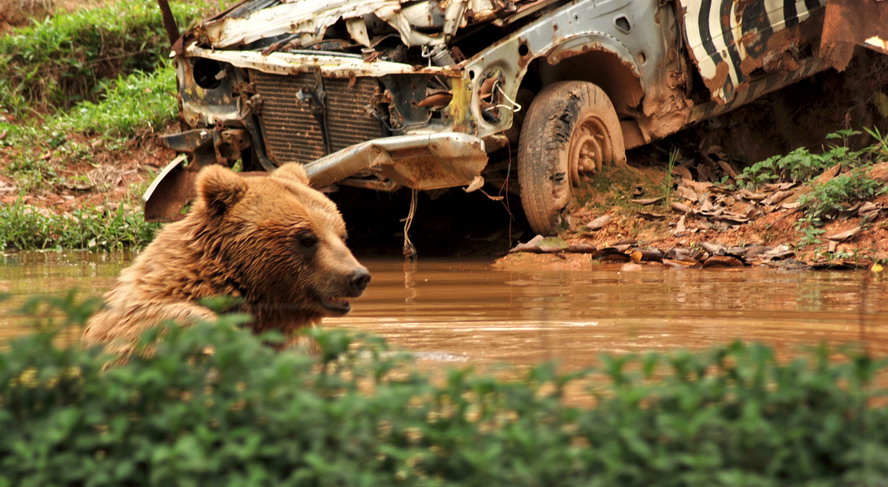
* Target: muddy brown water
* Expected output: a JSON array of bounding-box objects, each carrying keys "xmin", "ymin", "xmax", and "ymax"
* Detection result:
[{"xmin": 1, "ymin": 251, "xmax": 886, "ymax": 369}]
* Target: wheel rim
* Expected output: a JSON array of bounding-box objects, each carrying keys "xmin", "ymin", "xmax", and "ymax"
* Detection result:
[{"xmin": 568, "ymin": 116, "xmax": 610, "ymax": 186}]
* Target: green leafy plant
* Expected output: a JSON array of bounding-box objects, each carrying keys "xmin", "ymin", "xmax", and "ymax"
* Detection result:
[
  {"xmin": 735, "ymin": 130, "xmax": 868, "ymax": 189},
  {"xmin": 0, "ymin": 197, "xmax": 158, "ymax": 250},
  {"xmin": 3, "ymin": 294, "xmax": 888, "ymax": 486},
  {"xmin": 798, "ymin": 170, "xmax": 886, "ymax": 223},
  {"xmin": 0, "ymin": 0, "xmax": 210, "ymax": 116},
  {"xmin": 795, "ymin": 215, "xmax": 825, "ymax": 248},
  {"xmin": 49, "ymin": 64, "xmax": 178, "ymax": 138}
]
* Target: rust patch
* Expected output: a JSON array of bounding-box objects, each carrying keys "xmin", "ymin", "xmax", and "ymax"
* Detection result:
[
  {"xmin": 703, "ymin": 61, "xmax": 731, "ymax": 101},
  {"xmin": 820, "ymin": 0, "xmax": 888, "ymax": 71}
]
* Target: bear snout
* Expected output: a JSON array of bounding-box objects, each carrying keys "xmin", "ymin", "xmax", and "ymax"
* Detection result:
[{"xmin": 348, "ymin": 268, "xmax": 371, "ymax": 296}]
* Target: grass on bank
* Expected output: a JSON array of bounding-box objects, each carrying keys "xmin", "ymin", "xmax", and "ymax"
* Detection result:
[
  {"xmin": 0, "ymin": 197, "xmax": 157, "ymax": 251},
  {"xmin": 729, "ymin": 129, "xmax": 888, "ymax": 248},
  {"xmin": 52, "ymin": 63, "xmax": 179, "ymax": 138},
  {"xmin": 2, "ymin": 292, "xmax": 888, "ymax": 486},
  {"xmin": 0, "ymin": 0, "xmax": 188, "ymax": 253},
  {"xmin": 0, "ymin": 0, "xmax": 210, "ymax": 116}
]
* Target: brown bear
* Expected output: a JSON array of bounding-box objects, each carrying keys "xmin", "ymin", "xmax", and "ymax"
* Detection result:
[{"xmin": 82, "ymin": 162, "xmax": 370, "ymax": 355}]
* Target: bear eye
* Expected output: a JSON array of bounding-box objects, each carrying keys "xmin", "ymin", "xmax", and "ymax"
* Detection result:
[{"xmin": 295, "ymin": 231, "xmax": 319, "ymax": 249}]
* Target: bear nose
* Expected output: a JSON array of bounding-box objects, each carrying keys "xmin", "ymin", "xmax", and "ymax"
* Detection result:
[{"xmin": 349, "ymin": 268, "xmax": 371, "ymax": 295}]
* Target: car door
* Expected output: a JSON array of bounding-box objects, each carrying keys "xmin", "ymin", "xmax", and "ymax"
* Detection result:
[{"xmin": 678, "ymin": 0, "xmax": 827, "ymax": 104}]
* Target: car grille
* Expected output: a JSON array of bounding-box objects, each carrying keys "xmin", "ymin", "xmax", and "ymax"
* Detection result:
[{"xmin": 251, "ymin": 71, "xmax": 386, "ymax": 165}]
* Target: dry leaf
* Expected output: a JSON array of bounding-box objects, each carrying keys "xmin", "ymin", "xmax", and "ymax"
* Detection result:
[
  {"xmin": 662, "ymin": 258, "xmax": 699, "ymax": 268},
  {"xmin": 585, "ymin": 214, "xmax": 612, "ymax": 231},
  {"xmin": 631, "ymin": 196, "xmax": 664, "ymax": 205},
  {"xmin": 672, "ymin": 165, "xmax": 694, "ymax": 181},
  {"xmin": 670, "ymin": 202, "xmax": 693, "ymax": 213},
  {"xmin": 826, "ymin": 226, "xmax": 862, "ymax": 242},
  {"xmin": 702, "ymin": 255, "xmax": 745, "ymax": 268},
  {"xmin": 701, "ymin": 242, "xmax": 726, "ymax": 255}
]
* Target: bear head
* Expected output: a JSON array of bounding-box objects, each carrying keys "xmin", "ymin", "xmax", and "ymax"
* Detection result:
[{"xmin": 189, "ymin": 162, "xmax": 370, "ymax": 331}]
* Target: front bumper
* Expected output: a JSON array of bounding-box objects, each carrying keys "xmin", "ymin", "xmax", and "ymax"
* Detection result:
[
  {"xmin": 143, "ymin": 132, "xmax": 488, "ymax": 221},
  {"xmin": 304, "ymin": 132, "xmax": 487, "ymax": 190}
]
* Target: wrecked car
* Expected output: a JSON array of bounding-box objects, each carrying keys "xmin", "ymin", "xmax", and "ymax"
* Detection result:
[{"xmin": 146, "ymin": 0, "xmax": 888, "ymax": 235}]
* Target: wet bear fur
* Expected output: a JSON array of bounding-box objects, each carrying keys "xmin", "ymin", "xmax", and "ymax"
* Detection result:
[{"xmin": 82, "ymin": 163, "xmax": 370, "ymax": 355}]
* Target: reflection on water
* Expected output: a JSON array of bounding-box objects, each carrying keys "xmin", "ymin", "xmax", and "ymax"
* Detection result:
[
  {"xmin": 331, "ymin": 259, "xmax": 887, "ymax": 368},
  {"xmin": 2, "ymin": 252, "xmax": 886, "ymax": 368}
]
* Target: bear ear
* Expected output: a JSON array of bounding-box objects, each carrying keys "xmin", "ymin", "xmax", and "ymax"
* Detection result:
[
  {"xmin": 272, "ymin": 163, "xmax": 311, "ymax": 186},
  {"xmin": 196, "ymin": 165, "xmax": 248, "ymax": 215}
]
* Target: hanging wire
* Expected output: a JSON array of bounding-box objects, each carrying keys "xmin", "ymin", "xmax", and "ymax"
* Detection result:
[{"xmin": 402, "ymin": 189, "xmax": 418, "ymax": 259}]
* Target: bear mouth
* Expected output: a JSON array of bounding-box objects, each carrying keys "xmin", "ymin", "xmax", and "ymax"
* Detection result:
[{"xmin": 319, "ymin": 296, "xmax": 351, "ymax": 314}]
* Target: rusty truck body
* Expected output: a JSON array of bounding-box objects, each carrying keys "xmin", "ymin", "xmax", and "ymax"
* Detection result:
[{"xmin": 146, "ymin": 0, "xmax": 888, "ymax": 235}]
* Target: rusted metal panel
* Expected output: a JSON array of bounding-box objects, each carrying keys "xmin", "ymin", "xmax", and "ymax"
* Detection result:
[
  {"xmin": 142, "ymin": 155, "xmax": 195, "ymax": 222},
  {"xmin": 679, "ymin": 0, "xmax": 827, "ymax": 104},
  {"xmin": 820, "ymin": 0, "xmax": 888, "ymax": 71}
]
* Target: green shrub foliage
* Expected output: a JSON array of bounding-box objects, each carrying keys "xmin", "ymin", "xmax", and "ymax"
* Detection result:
[
  {"xmin": 2, "ymin": 293, "xmax": 888, "ymax": 486},
  {"xmin": 0, "ymin": 198, "xmax": 158, "ymax": 251},
  {"xmin": 0, "ymin": 0, "xmax": 208, "ymax": 115}
]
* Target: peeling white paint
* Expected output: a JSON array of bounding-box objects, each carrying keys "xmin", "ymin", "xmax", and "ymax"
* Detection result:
[
  {"xmin": 186, "ymin": 43, "xmax": 461, "ymax": 77},
  {"xmin": 865, "ymin": 36, "xmax": 888, "ymax": 54}
]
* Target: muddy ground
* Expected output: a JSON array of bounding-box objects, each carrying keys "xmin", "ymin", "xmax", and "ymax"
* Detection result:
[{"xmin": 1, "ymin": 50, "xmax": 887, "ymax": 267}]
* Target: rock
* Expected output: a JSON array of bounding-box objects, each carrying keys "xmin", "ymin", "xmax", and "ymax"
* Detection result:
[{"xmin": 620, "ymin": 263, "xmax": 643, "ymax": 272}]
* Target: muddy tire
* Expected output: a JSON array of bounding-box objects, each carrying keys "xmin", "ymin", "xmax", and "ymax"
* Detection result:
[{"xmin": 517, "ymin": 81, "xmax": 625, "ymax": 235}]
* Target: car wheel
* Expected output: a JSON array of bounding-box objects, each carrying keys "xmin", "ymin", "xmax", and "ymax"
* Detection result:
[{"xmin": 517, "ymin": 81, "xmax": 625, "ymax": 235}]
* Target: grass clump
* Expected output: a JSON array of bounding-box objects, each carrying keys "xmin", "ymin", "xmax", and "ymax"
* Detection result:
[
  {"xmin": 0, "ymin": 0, "xmax": 208, "ymax": 116},
  {"xmin": 50, "ymin": 63, "xmax": 178, "ymax": 138},
  {"xmin": 0, "ymin": 197, "xmax": 158, "ymax": 250},
  {"xmin": 3, "ymin": 294, "xmax": 888, "ymax": 486}
]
